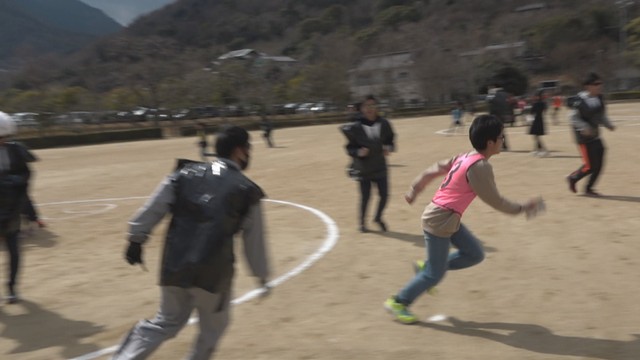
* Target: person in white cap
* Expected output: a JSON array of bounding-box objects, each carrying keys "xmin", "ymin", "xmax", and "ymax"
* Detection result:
[{"xmin": 0, "ymin": 111, "xmax": 33, "ymax": 303}]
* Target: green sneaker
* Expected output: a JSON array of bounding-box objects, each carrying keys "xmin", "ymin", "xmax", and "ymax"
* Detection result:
[
  {"xmin": 412, "ymin": 260, "xmax": 425, "ymax": 273},
  {"xmin": 412, "ymin": 260, "xmax": 438, "ymax": 296},
  {"xmin": 384, "ymin": 297, "xmax": 418, "ymax": 324}
]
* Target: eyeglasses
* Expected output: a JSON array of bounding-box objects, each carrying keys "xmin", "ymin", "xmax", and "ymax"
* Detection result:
[{"xmin": 499, "ymin": 134, "xmax": 505, "ymax": 142}]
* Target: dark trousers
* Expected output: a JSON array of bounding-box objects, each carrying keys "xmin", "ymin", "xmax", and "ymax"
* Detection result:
[
  {"xmin": 3, "ymin": 231, "xmax": 19, "ymax": 294},
  {"xmin": 22, "ymin": 195, "xmax": 38, "ymax": 221},
  {"xmin": 569, "ymin": 139, "xmax": 605, "ymax": 191},
  {"xmin": 358, "ymin": 176, "xmax": 388, "ymax": 225}
]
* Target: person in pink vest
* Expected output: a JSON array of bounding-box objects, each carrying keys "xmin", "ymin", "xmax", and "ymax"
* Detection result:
[{"xmin": 384, "ymin": 114, "xmax": 544, "ymax": 324}]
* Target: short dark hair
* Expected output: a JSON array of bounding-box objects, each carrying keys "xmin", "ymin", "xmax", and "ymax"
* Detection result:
[
  {"xmin": 469, "ymin": 115, "xmax": 504, "ymax": 151},
  {"xmin": 583, "ymin": 72, "xmax": 602, "ymax": 86},
  {"xmin": 215, "ymin": 125, "xmax": 250, "ymax": 158},
  {"xmin": 364, "ymin": 94, "xmax": 377, "ymax": 103}
]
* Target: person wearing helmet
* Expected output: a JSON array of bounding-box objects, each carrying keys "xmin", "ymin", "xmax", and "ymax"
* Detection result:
[{"xmin": 0, "ymin": 111, "xmax": 33, "ymax": 303}]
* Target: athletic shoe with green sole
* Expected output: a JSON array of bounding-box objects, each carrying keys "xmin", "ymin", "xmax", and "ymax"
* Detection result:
[
  {"xmin": 412, "ymin": 260, "xmax": 438, "ymax": 296},
  {"xmin": 384, "ymin": 297, "xmax": 418, "ymax": 324}
]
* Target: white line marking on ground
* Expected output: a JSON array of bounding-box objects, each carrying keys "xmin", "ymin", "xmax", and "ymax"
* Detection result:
[
  {"xmin": 64, "ymin": 197, "xmax": 339, "ymax": 360},
  {"xmin": 427, "ymin": 314, "xmax": 448, "ymax": 322}
]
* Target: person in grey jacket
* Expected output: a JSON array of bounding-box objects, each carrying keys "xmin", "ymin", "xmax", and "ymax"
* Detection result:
[
  {"xmin": 341, "ymin": 95, "xmax": 395, "ymax": 233},
  {"xmin": 112, "ymin": 125, "xmax": 271, "ymax": 360},
  {"xmin": 566, "ymin": 73, "xmax": 615, "ymax": 196}
]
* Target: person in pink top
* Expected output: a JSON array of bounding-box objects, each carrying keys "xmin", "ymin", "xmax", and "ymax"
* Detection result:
[{"xmin": 384, "ymin": 114, "xmax": 544, "ymax": 324}]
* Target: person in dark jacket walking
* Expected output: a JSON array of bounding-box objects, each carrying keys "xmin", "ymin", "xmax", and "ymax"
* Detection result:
[
  {"xmin": 529, "ymin": 90, "xmax": 548, "ymax": 156},
  {"xmin": 486, "ymin": 84, "xmax": 511, "ymax": 151},
  {"xmin": 259, "ymin": 114, "xmax": 274, "ymax": 148},
  {"xmin": 0, "ymin": 112, "xmax": 31, "ymax": 304},
  {"xmin": 340, "ymin": 95, "xmax": 395, "ymax": 233},
  {"xmin": 112, "ymin": 125, "xmax": 271, "ymax": 360},
  {"xmin": 566, "ymin": 73, "xmax": 615, "ymax": 197}
]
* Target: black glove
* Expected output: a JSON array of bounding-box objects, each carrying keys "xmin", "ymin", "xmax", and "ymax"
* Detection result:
[{"xmin": 125, "ymin": 242, "xmax": 143, "ymax": 265}]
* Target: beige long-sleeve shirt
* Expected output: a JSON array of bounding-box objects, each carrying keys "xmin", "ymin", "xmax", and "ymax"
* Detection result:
[{"xmin": 410, "ymin": 152, "xmax": 523, "ymax": 237}]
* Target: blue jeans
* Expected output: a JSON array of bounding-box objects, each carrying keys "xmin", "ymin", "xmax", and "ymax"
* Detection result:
[{"xmin": 396, "ymin": 224, "xmax": 485, "ymax": 306}]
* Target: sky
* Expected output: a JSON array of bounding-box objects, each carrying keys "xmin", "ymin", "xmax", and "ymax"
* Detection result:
[{"xmin": 79, "ymin": 0, "xmax": 176, "ymax": 26}]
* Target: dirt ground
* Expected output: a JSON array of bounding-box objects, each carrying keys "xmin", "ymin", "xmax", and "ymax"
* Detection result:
[{"xmin": 1, "ymin": 103, "xmax": 639, "ymax": 360}]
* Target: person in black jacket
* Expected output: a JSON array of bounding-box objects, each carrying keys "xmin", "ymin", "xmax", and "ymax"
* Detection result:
[
  {"xmin": 566, "ymin": 73, "xmax": 615, "ymax": 196},
  {"xmin": 0, "ymin": 112, "xmax": 31, "ymax": 304},
  {"xmin": 341, "ymin": 95, "xmax": 395, "ymax": 233},
  {"xmin": 528, "ymin": 89, "xmax": 548, "ymax": 156},
  {"xmin": 112, "ymin": 125, "xmax": 271, "ymax": 360},
  {"xmin": 486, "ymin": 84, "xmax": 512, "ymax": 151}
]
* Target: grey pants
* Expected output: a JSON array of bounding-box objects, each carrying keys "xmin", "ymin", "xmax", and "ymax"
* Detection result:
[{"xmin": 112, "ymin": 286, "xmax": 231, "ymax": 360}]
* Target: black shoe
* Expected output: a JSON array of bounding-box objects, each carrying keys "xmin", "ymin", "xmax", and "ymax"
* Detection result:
[
  {"xmin": 567, "ymin": 176, "xmax": 577, "ymax": 193},
  {"xmin": 585, "ymin": 189, "xmax": 601, "ymax": 197},
  {"xmin": 359, "ymin": 225, "xmax": 368, "ymax": 233},
  {"xmin": 6, "ymin": 287, "xmax": 19, "ymax": 304},
  {"xmin": 6, "ymin": 294, "xmax": 19, "ymax": 304},
  {"xmin": 374, "ymin": 219, "xmax": 387, "ymax": 232}
]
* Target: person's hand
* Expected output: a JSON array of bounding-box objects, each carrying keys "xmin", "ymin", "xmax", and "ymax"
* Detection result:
[
  {"xmin": 357, "ymin": 147, "xmax": 369, "ymax": 157},
  {"xmin": 258, "ymin": 278, "xmax": 271, "ymax": 298},
  {"xmin": 404, "ymin": 188, "xmax": 417, "ymax": 204},
  {"xmin": 580, "ymin": 127, "xmax": 593, "ymax": 136},
  {"xmin": 125, "ymin": 242, "xmax": 143, "ymax": 265},
  {"xmin": 523, "ymin": 197, "xmax": 545, "ymax": 219}
]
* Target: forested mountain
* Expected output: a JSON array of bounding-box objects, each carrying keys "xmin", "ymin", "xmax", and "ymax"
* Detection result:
[
  {"xmin": 0, "ymin": 0, "xmax": 122, "ymax": 68},
  {"xmin": 1, "ymin": 0, "xmax": 637, "ymax": 114}
]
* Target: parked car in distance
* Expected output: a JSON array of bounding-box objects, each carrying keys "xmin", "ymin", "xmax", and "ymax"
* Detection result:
[
  {"xmin": 11, "ymin": 112, "xmax": 39, "ymax": 127},
  {"xmin": 310, "ymin": 102, "xmax": 337, "ymax": 113},
  {"xmin": 296, "ymin": 102, "xmax": 315, "ymax": 113}
]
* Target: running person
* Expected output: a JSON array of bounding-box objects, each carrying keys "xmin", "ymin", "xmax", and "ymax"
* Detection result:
[
  {"xmin": 112, "ymin": 126, "xmax": 271, "ymax": 359},
  {"xmin": 384, "ymin": 114, "xmax": 544, "ymax": 324},
  {"xmin": 566, "ymin": 72, "xmax": 615, "ymax": 197}
]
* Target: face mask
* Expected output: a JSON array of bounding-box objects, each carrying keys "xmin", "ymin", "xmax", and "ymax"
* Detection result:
[{"xmin": 239, "ymin": 149, "xmax": 250, "ymax": 170}]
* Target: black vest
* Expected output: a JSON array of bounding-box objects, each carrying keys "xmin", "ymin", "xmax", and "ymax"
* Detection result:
[
  {"xmin": 0, "ymin": 142, "xmax": 32, "ymax": 235},
  {"xmin": 160, "ymin": 159, "xmax": 264, "ymax": 293}
]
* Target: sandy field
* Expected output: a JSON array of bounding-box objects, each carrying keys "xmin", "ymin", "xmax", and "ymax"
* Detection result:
[{"xmin": 1, "ymin": 103, "xmax": 639, "ymax": 360}]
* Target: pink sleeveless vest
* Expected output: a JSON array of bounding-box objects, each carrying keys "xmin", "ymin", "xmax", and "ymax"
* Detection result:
[{"xmin": 432, "ymin": 152, "xmax": 485, "ymax": 215}]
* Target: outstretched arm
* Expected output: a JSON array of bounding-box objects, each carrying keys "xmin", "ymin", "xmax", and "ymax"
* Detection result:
[
  {"xmin": 127, "ymin": 175, "xmax": 175, "ymax": 243},
  {"xmin": 405, "ymin": 157, "xmax": 455, "ymax": 204},
  {"xmin": 467, "ymin": 161, "xmax": 542, "ymax": 215}
]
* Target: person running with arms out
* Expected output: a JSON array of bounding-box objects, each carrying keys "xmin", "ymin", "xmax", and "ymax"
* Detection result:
[
  {"xmin": 112, "ymin": 125, "xmax": 271, "ymax": 360},
  {"xmin": 384, "ymin": 114, "xmax": 544, "ymax": 324}
]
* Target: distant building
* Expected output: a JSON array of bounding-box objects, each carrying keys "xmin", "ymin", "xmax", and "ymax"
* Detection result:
[
  {"xmin": 348, "ymin": 51, "xmax": 425, "ymax": 107},
  {"xmin": 216, "ymin": 48, "xmax": 298, "ymax": 71},
  {"xmin": 514, "ymin": 3, "xmax": 547, "ymax": 12}
]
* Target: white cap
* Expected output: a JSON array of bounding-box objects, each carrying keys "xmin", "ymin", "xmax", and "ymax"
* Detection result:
[{"xmin": 0, "ymin": 111, "xmax": 16, "ymax": 137}]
